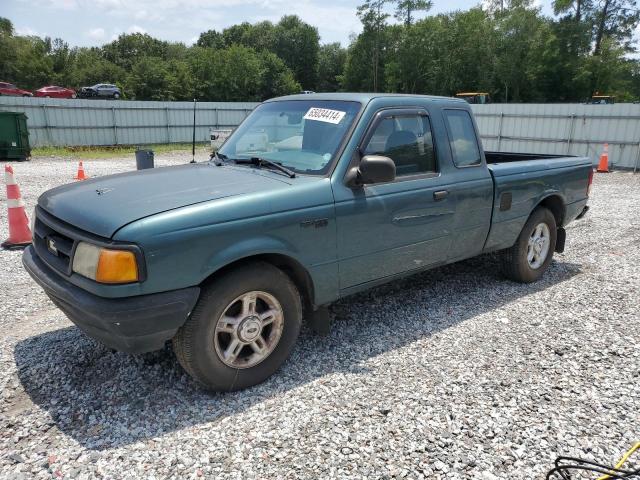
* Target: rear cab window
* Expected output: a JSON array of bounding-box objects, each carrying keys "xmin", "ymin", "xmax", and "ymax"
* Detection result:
[{"xmin": 444, "ymin": 109, "xmax": 482, "ymax": 167}]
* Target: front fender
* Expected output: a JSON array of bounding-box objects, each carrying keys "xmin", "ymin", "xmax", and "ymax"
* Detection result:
[{"xmin": 200, "ymin": 235, "xmax": 306, "ymax": 282}]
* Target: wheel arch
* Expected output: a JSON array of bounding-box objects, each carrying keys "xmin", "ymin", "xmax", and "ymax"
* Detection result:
[
  {"xmin": 200, "ymin": 253, "xmax": 316, "ymax": 311},
  {"xmin": 536, "ymin": 194, "xmax": 566, "ymax": 227}
]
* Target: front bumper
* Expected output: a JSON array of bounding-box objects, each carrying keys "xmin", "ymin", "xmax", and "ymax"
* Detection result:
[{"xmin": 22, "ymin": 246, "xmax": 200, "ymax": 353}]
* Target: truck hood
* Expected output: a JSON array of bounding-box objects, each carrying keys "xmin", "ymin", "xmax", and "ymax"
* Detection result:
[{"xmin": 38, "ymin": 163, "xmax": 292, "ymax": 238}]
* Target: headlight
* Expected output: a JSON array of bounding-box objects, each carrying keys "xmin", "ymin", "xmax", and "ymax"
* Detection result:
[{"xmin": 72, "ymin": 242, "xmax": 139, "ymax": 284}]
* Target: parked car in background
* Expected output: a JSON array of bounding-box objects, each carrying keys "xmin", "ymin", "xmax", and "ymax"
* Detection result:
[
  {"xmin": 35, "ymin": 86, "xmax": 77, "ymax": 99},
  {"xmin": 0, "ymin": 82, "xmax": 33, "ymax": 97},
  {"xmin": 79, "ymin": 83, "xmax": 121, "ymax": 99}
]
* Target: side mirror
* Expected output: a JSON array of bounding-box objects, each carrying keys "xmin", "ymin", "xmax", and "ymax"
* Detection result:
[{"xmin": 346, "ymin": 155, "xmax": 396, "ymax": 187}]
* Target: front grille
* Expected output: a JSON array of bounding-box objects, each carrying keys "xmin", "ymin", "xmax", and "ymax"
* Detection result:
[{"xmin": 32, "ymin": 208, "xmax": 78, "ymax": 276}]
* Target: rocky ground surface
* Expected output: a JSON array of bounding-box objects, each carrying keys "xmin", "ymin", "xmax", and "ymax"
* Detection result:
[{"xmin": 0, "ymin": 155, "xmax": 639, "ymax": 479}]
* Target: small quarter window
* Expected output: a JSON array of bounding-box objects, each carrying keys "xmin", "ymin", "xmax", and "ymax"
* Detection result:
[
  {"xmin": 364, "ymin": 114, "xmax": 436, "ymax": 176},
  {"xmin": 444, "ymin": 110, "xmax": 481, "ymax": 167}
]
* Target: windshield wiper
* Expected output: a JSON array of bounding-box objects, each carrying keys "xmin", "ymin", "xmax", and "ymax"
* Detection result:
[
  {"xmin": 233, "ymin": 157, "xmax": 296, "ymax": 178},
  {"xmin": 211, "ymin": 151, "xmax": 228, "ymax": 166}
]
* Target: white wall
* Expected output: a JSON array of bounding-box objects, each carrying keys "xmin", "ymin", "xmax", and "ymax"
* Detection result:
[
  {"xmin": 0, "ymin": 97, "xmax": 259, "ymax": 148},
  {"xmin": 471, "ymin": 103, "xmax": 640, "ymax": 170}
]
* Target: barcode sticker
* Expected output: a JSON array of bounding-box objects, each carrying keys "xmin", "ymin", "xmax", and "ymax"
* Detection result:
[{"xmin": 303, "ymin": 108, "xmax": 346, "ymax": 124}]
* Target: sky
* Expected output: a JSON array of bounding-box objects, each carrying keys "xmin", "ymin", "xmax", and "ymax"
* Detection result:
[{"xmin": 2, "ymin": 0, "xmax": 555, "ymax": 48}]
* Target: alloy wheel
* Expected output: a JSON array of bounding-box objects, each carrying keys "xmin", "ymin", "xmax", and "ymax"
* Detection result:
[{"xmin": 213, "ymin": 291, "xmax": 284, "ymax": 369}]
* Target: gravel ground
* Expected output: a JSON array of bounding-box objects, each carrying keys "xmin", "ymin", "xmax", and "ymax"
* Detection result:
[{"xmin": 1, "ymin": 154, "xmax": 639, "ymax": 479}]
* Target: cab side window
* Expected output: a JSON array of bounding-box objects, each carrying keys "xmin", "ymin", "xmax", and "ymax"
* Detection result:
[
  {"xmin": 363, "ymin": 114, "xmax": 436, "ymax": 176},
  {"xmin": 444, "ymin": 110, "xmax": 481, "ymax": 167}
]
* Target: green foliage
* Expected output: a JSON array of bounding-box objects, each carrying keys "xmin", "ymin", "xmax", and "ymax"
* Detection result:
[
  {"xmin": 195, "ymin": 16, "xmax": 317, "ymax": 90},
  {"xmin": 188, "ymin": 45, "xmax": 259, "ymax": 101},
  {"xmin": 272, "ymin": 16, "xmax": 320, "ymax": 90},
  {"xmin": 343, "ymin": 0, "xmax": 640, "ymax": 101},
  {"xmin": 393, "ymin": 0, "xmax": 432, "ymax": 25},
  {"xmin": 11, "ymin": 36, "xmax": 55, "ymax": 89},
  {"xmin": 343, "ymin": 25, "xmax": 387, "ymax": 91},
  {"xmin": 318, "ymin": 43, "xmax": 347, "ymax": 92},
  {"xmin": 188, "ymin": 44, "xmax": 299, "ymax": 102},
  {"xmin": 352, "ymin": 1, "xmax": 392, "ymax": 92},
  {"xmin": 0, "ymin": 17, "xmax": 17, "ymax": 82},
  {"xmin": 196, "ymin": 29, "xmax": 224, "ymax": 49},
  {"xmin": 2, "ymin": 4, "xmax": 640, "ymax": 103},
  {"xmin": 126, "ymin": 57, "xmax": 178, "ymax": 101},
  {"xmin": 257, "ymin": 50, "xmax": 301, "ymax": 99},
  {"xmin": 67, "ymin": 48, "xmax": 127, "ymax": 89},
  {"xmin": 102, "ymin": 33, "xmax": 170, "ymax": 70},
  {"xmin": 0, "ymin": 17, "xmax": 13, "ymax": 36}
]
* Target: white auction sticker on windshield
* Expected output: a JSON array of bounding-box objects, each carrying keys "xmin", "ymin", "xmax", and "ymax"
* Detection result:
[{"xmin": 303, "ymin": 107, "xmax": 346, "ymax": 124}]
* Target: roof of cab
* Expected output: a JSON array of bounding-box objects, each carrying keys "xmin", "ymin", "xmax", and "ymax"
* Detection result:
[{"xmin": 265, "ymin": 92, "xmax": 467, "ymax": 104}]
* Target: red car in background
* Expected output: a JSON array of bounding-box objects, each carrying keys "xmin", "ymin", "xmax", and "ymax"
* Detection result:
[
  {"xmin": 34, "ymin": 85, "xmax": 77, "ymax": 99},
  {"xmin": 0, "ymin": 82, "xmax": 33, "ymax": 97}
]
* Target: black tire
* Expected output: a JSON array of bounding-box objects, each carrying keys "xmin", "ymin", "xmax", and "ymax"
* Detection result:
[
  {"xmin": 501, "ymin": 207, "xmax": 557, "ymax": 283},
  {"xmin": 173, "ymin": 262, "xmax": 302, "ymax": 391},
  {"xmin": 113, "ymin": 92, "xmax": 120, "ymax": 99}
]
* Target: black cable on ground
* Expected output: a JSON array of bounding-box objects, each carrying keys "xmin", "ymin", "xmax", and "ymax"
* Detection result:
[{"xmin": 546, "ymin": 443, "xmax": 640, "ymax": 480}]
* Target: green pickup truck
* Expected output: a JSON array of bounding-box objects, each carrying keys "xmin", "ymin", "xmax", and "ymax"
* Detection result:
[{"xmin": 23, "ymin": 93, "xmax": 592, "ymax": 391}]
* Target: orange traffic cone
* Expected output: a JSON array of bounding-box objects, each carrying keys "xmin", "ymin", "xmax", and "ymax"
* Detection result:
[
  {"xmin": 597, "ymin": 143, "xmax": 610, "ymax": 173},
  {"xmin": 74, "ymin": 161, "xmax": 87, "ymax": 180},
  {"xmin": 2, "ymin": 164, "xmax": 32, "ymax": 250}
]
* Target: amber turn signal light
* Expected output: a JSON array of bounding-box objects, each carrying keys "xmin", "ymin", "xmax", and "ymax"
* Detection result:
[{"xmin": 95, "ymin": 249, "xmax": 139, "ymax": 284}]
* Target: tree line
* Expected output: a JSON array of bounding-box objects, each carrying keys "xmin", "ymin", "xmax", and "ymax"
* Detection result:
[{"xmin": 1, "ymin": 0, "xmax": 639, "ymax": 103}]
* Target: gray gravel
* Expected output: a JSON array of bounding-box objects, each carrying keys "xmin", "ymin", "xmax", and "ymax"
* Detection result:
[{"xmin": 1, "ymin": 154, "xmax": 639, "ymax": 479}]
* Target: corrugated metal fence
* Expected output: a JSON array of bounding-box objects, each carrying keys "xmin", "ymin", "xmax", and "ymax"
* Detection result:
[
  {"xmin": 1, "ymin": 97, "xmax": 639, "ymax": 169},
  {"xmin": 470, "ymin": 103, "xmax": 640, "ymax": 170},
  {"xmin": 0, "ymin": 97, "xmax": 259, "ymax": 147}
]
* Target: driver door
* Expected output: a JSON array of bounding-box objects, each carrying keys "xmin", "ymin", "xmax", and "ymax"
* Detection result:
[{"xmin": 334, "ymin": 108, "xmax": 456, "ymax": 291}]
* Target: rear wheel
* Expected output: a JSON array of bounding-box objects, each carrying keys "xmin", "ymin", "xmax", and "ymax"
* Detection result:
[
  {"xmin": 113, "ymin": 92, "xmax": 120, "ymax": 99},
  {"xmin": 173, "ymin": 262, "xmax": 302, "ymax": 391},
  {"xmin": 501, "ymin": 207, "xmax": 557, "ymax": 283}
]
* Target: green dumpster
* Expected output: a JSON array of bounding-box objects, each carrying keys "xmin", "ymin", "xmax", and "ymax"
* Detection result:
[{"xmin": 0, "ymin": 112, "xmax": 31, "ymax": 162}]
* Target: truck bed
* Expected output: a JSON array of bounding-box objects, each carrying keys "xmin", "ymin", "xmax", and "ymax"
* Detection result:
[
  {"xmin": 486, "ymin": 152, "xmax": 592, "ymax": 177},
  {"xmin": 482, "ymin": 151, "xmax": 591, "ymax": 253},
  {"xmin": 485, "ymin": 151, "xmax": 569, "ymax": 164}
]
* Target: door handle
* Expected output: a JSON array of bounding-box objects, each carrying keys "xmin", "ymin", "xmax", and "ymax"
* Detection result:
[{"xmin": 433, "ymin": 190, "xmax": 449, "ymax": 201}]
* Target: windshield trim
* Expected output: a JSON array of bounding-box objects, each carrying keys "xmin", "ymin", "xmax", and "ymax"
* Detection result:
[{"xmin": 218, "ymin": 99, "xmax": 365, "ymax": 178}]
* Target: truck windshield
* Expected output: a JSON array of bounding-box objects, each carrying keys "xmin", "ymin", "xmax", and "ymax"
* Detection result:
[{"xmin": 218, "ymin": 100, "xmax": 361, "ymax": 175}]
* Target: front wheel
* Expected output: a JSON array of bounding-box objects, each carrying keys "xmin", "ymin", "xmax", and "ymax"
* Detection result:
[
  {"xmin": 113, "ymin": 92, "xmax": 120, "ymax": 99},
  {"xmin": 501, "ymin": 207, "xmax": 557, "ymax": 283},
  {"xmin": 173, "ymin": 262, "xmax": 302, "ymax": 391}
]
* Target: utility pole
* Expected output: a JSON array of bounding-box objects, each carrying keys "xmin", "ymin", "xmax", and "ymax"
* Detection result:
[
  {"xmin": 374, "ymin": 0, "xmax": 381, "ymax": 92},
  {"xmin": 191, "ymin": 99, "xmax": 197, "ymax": 164}
]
